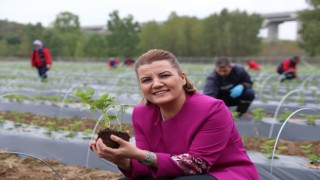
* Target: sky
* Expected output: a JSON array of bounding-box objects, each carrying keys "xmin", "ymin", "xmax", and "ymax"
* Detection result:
[{"xmin": 0, "ymin": 0, "xmax": 309, "ymax": 40}]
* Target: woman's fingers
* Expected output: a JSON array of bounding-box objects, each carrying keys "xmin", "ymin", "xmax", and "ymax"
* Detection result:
[
  {"xmin": 96, "ymin": 138, "xmax": 113, "ymax": 152},
  {"xmin": 110, "ymin": 135, "xmax": 126, "ymax": 145},
  {"xmin": 90, "ymin": 143, "xmax": 98, "ymax": 153},
  {"xmin": 89, "ymin": 138, "xmax": 98, "ymax": 151}
]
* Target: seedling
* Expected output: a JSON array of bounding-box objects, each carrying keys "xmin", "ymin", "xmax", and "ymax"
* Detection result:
[
  {"xmin": 271, "ymin": 83, "xmax": 279, "ymax": 98},
  {"xmin": 311, "ymin": 90, "xmax": 318, "ymax": 104},
  {"xmin": 278, "ymin": 109, "xmax": 293, "ymax": 122},
  {"xmin": 75, "ymin": 88, "xmax": 131, "ymax": 148},
  {"xmin": 48, "ymin": 95, "xmax": 60, "ymax": 102},
  {"xmin": 260, "ymin": 97, "xmax": 268, "ymax": 103},
  {"xmin": 303, "ymin": 80, "xmax": 309, "ymax": 88},
  {"xmin": 45, "ymin": 121, "xmax": 59, "ymax": 131},
  {"xmin": 260, "ymin": 139, "xmax": 287, "ymax": 159},
  {"xmin": 15, "ymin": 95, "xmax": 26, "ymax": 103},
  {"xmin": 0, "ymin": 116, "xmax": 5, "ymax": 126},
  {"xmin": 14, "ymin": 116, "xmax": 23, "ymax": 127},
  {"xmin": 291, "ymin": 80, "xmax": 299, "ymax": 87},
  {"xmin": 65, "ymin": 98, "xmax": 76, "ymax": 103},
  {"xmin": 65, "ymin": 131, "xmax": 77, "ymax": 138},
  {"xmin": 294, "ymin": 93, "xmax": 305, "ymax": 105},
  {"xmin": 31, "ymin": 119, "xmax": 39, "ymax": 126},
  {"xmin": 75, "ymin": 88, "xmax": 126, "ymax": 131},
  {"xmin": 300, "ymin": 114, "xmax": 316, "ymax": 126},
  {"xmin": 300, "ymin": 144, "xmax": 320, "ymax": 165},
  {"xmin": 285, "ymin": 81, "xmax": 290, "ymax": 92},
  {"xmin": 58, "ymin": 125, "xmax": 69, "ymax": 131},
  {"xmin": 251, "ymin": 108, "xmax": 266, "ymax": 122},
  {"xmin": 83, "ymin": 128, "xmax": 94, "ymax": 136},
  {"xmin": 68, "ymin": 121, "xmax": 83, "ymax": 131}
]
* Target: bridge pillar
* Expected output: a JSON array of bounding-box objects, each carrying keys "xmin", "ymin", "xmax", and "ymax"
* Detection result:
[
  {"xmin": 266, "ymin": 22, "xmax": 283, "ymax": 42},
  {"xmin": 296, "ymin": 20, "xmax": 302, "ymax": 41}
]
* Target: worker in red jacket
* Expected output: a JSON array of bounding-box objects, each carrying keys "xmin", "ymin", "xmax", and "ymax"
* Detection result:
[
  {"xmin": 246, "ymin": 60, "xmax": 261, "ymax": 71},
  {"xmin": 107, "ymin": 57, "xmax": 121, "ymax": 68},
  {"xmin": 276, "ymin": 56, "xmax": 300, "ymax": 82},
  {"xmin": 124, "ymin": 58, "xmax": 135, "ymax": 66},
  {"xmin": 30, "ymin": 40, "xmax": 52, "ymax": 81}
]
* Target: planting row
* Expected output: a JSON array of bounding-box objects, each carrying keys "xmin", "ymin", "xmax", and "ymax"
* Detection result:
[{"xmin": 0, "ymin": 115, "xmax": 319, "ymax": 179}]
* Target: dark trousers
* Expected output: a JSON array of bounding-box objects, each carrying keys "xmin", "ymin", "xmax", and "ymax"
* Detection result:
[
  {"xmin": 119, "ymin": 175, "xmax": 216, "ymax": 180},
  {"xmin": 217, "ymin": 88, "xmax": 255, "ymax": 116},
  {"xmin": 281, "ymin": 71, "xmax": 296, "ymax": 81},
  {"xmin": 36, "ymin": 65, "xmax": 48, "ymax": 79}
]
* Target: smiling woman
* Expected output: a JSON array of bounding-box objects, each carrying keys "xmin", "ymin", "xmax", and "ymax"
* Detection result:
[
  {"xmin": 89, "ymin": 49, "xmax": 260, "ymax": 180},
  {"xmin": 134, "ymin": 50, "xmax": 197, "ymax": 120}
]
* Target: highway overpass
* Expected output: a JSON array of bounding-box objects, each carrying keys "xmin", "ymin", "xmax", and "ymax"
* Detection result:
[
  {"xmin": 261, "ymin": 11, "xmax": 300, "ymax": 42},
  {"xmin": 81, "ymin": 11, "xmax": 301, "ymax": 43}
]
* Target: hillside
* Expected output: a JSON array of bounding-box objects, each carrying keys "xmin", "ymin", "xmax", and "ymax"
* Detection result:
[{"xmin": 0, "ymin": 19, "xmax": 24, "ymax": 38}]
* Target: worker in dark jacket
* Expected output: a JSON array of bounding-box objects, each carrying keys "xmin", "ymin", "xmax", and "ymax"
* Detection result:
[
  {"xmin": 277, "ymin": 56, "xmax": 299, "ymax": 82},
  {"xmin": 30, "ymin": 40, "xmax": 52, "ymax": 81},
  {"xmin": 203, "ymin": 57, "xmax": 255, "ymax": 117}
]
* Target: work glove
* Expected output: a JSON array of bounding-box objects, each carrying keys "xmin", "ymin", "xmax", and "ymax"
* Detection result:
[{"xmin": 230, "ymin": 84, "xmax": 244, "ymax": 98}]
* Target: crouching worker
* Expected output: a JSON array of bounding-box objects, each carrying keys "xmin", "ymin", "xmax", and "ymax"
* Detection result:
[
  {"xmin": 276, "ymin": 56, "xmax": 300, "ymax": 82},
  {"xmin": 203, "ymin": 57, "xmax": 255, "ymax": 118},
  {"xmin": 247, "ymin": 60, "xmax": 261, "ymax": 71}
]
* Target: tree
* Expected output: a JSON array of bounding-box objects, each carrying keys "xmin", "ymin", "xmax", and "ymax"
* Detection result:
[
  {"xmin": 0, "ymin": 39, "xmax": 9, "ymax": 56},
  {"xmin": 106, "ymin": 10, "xmax": 140, "ymax": 57},
  {"xmin": 203, "ymin": 9, "xmax": 262, "ymax": 56},
  {"xmin": 53, "ymin": 12, "xmax": 80, "ymax": 33},
  {"xmin": 52, "ymin": 12, "xmax": 82, "ymax": 56},
  {"xmin": 44, "ymin": 29, "xmax": 65, "ymax": 57},
  {"xmin": 138, "ymin": 21, "xmax": 162, "ymax": 52},
  {"xmin": 18, "ymin": 23, "xmax": 45, "ymax": 56},
  {"xmin": 74, "ymin": 38, "xmax": 85, "ymax": 58},
  {"xmin": 202, "ymin": 13, "xmax": 221, "ymax": 56},
  {"xmin": 23, "ymin": 23, "xmax": 44, "ymax": 43},
  {"xmin": 83, "ymin": 33, "xmax": 108, "ymax": 58},
  {"xmin": 188, "ymin": 18, "xmax": 207, "ymax": 56},
  {"xmin": 299, "ymin": 0, "xmax": 320, "ymax": 55},
  {"xmin": 159, "ymin": 13, "xmax": 201, "ymax": 56}
]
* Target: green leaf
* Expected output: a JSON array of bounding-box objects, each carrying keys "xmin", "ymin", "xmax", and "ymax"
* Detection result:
[
  {"xmin": 278, "ymin": 146, "xmax": 287, "ymax": 150},
  {"xmin": 108, "ymin": 115, "xmax": 117, "ymax": 121}
]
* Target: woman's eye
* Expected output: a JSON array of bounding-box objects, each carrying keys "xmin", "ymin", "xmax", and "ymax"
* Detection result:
[
  {"xmin": 141, "ymin": 79, "xmax": 151, "ymax": 83},
  {"xmin": 161, "ymin": 74, "xmax": 170, "ymax": 78}
]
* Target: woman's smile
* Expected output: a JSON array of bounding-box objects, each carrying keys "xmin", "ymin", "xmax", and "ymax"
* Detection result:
[{"xmin": 153, "ymin": 89, "xmax": 169, "ymax": 95}]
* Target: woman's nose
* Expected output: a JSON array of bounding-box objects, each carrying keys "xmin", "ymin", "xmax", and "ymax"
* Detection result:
[{"xmin": 153, "ymin": 78, "xmax": 163, "ymax": 88}]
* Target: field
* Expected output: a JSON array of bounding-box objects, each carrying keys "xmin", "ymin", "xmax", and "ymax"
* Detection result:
[{"xmin": 0, "ymin": 60, "xmax": 319, "ymax": 179}]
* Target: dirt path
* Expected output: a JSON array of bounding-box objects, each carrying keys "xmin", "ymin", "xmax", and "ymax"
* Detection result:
[{"xmin": 0, "ymin": 150, "xmax": 123, "ymax": 180}]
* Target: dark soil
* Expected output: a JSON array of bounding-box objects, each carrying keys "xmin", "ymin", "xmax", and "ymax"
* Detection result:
[
  {"xmin": 242, "ymin": 136, "xmax": 320, "ymax": 157},
  {"xmin": 98, "ymin": 128, "xmax": 131, "ymax": 148},
  {"xmin": 0, "ymin": 111, "xmax": 135, "ymax": 136},
  {"xmin": 0, "ymin": 150, "xmax": 123, "ymax": 179}
]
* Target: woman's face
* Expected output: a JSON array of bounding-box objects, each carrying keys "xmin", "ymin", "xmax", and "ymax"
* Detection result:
[{"xmin": 137, "ymin": 60, "xmax": 186, "ymax": 106}]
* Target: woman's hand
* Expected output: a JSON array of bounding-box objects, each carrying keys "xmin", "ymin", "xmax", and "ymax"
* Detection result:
[
  {"xmin": 90, "ymin": 135, "xmax": 143, "ymax": 169},
  {"xmin": 107, "ymin": 135, "xmax": 141, "ymax": 158}
]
